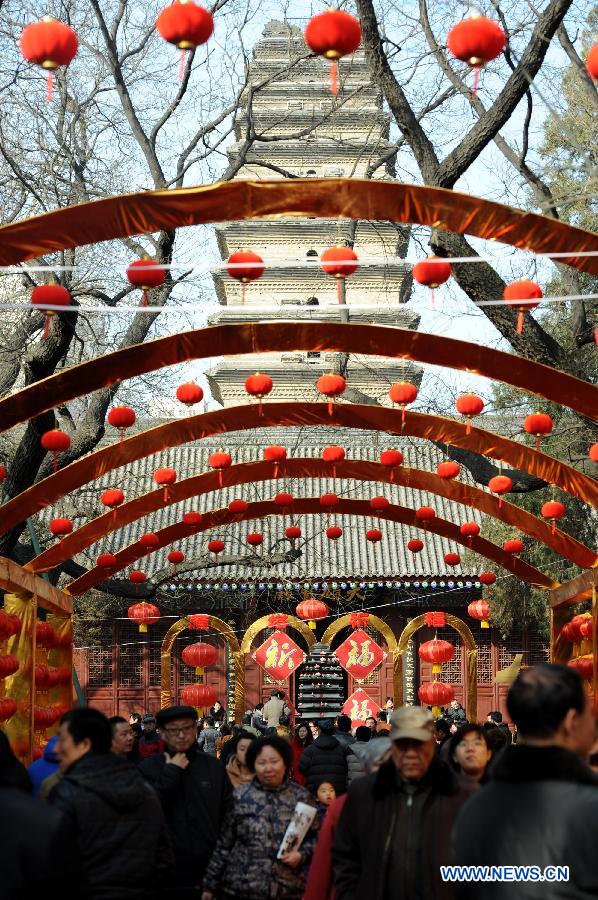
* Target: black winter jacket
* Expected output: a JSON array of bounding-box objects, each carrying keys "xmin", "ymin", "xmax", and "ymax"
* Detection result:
[
  {"xmin": 333, "ymin": 756, "xmax": 477, "ymax": 900},
  {"xmin": 139, "ymin": 742, "xmax": 232, "ymax": 891},
  {"xmin": 49, "ymin": 753, "xmax": 173, "ymax": 899},
  {"xmin": 454, "ymin": 744, "xmax": 598, "ymax": 899},
  {"xmin": 299, "ymin": 733, "xmax": 348, "ymax": 795}
]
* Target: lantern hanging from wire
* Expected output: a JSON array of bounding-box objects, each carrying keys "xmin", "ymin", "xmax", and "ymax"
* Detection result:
[
  {"xmin": 412, "ymin": 257, "xmax": 452, "ymax": 306},
  {"xmin": 415, "ymin": 506, "xmax": 436, "ymax": 527},
  {"xmin": 126, "ymin": 258, "xmax": 166, "ymax": 306},
  {"xmin": 503, "ymin": 538, "xmax": 525, "ymax": 555},
  {"xmin": 456, "ymin": 393, "xmax": 484, "ymax": 434},
  {"xmin": 176, "ymin": 381, "xmax": 204, "ymax": 406},
  {"xmin": 436, "ymin": 460, "xmax": 460, "ymax": 480},
  {"xmin": 19, "ymin": 17, "xmax": 78, "ymax": 100},
  {"xmin": 41, "ymin": 429, "xmax": 71, "ymax": 473},
  {"xmin": 444, "ymin": 551, "xmax": 461, "ymax": 567},
  {"xmin": 418, "ymin": 680, "xmax": 454, "ymax": 717},
  {"xmin": 304, "ymin": 9, "xmax": 362, "ymax": 95},
  {"xmin": 128, "ymin": 571, "xmax": 147, "ymax": 596},
  {"xmin": 419, "ymin": 638, "xmax": 455, "ymax": 675},
  {"xmin": 316, "ymin": 372, "xmax": 346, "ymax": 415},
  {"xmin": 31, "ymin": 284, "xmax": 72, "ymax": 338},
  {"xmin": 228, "ymin": 498, "xmax": 248, "ymax": 514},
  {"xmin": 503, "ymin": 280, "xmax": 543, "ymax": 334},
  {"xmin": 245, "ymin": 372, "xmax": 273, "ymax": 415},
  {"xmin": 523, "ymin": 412, "xmax": 553, "ymax": 451},
  {"xmin": 320, "ymin": 493, "xmax": 340, "ymax": 515},
  {"xmin": 264, "ymin": 445, "xmax": 287, "ymax": 475},
  {"xmin": 139, "ymin": 533, "xmax": 160, "ymax": 554},
  {"xmin": 107, "ymin": 406, "xmax": 136, "ymax": 445},
  {"xmin": 322, "ymin": 445, "xmax": 346, "ymax": 478},
  {"xmin": 101, "ymin": 488, "xmax": 125, "ymax": 523},
  {"xmin": 589, "ymin": 443, "xmax": 598, "ymax": 462},
  {"xmin": 207, "ymin": 539, "xmax": 225, "ymax": 557},
  {"xmin": 274, "ymin": 492, "xmax": 294, "ymax": 510},
  {"xmin": 182, "ymin": 641, "xmax": 217, "ymax": 675},
  {"xmin": 586, "ymin": 44, "xmax": 598, "ymax": 80},
  {"xmin": 127, "ymin": 599, "xmax": 159, "ymax": 631},
  {"xmin": 326, "ymin": 525, "xmax": 343, "ymax": 541},
  {"xmin": 188, "ymin": 613, "xmax": 210, "ymax": 631},
  {"xmin": 168, "ymin": 549, "xmax": 185, "ymax": 569},
  {"xmin": 370, "ymin": 496, "xmax": 389, "ymax": 517},
  {"xmin": 296, "ymin": 597, "xmax": 329, "ymax": 630},
  {"xmin": 380, "ymin": 448, "xmax": 403, "ymax": 481},
  {"xmin": 154, "ymin": 466, "xmax": 177, "ymax": 502},
  {"xmin": 226, "ymin": 250, "xmax": 265, "ymax": 303},
  {"xmin": 156, "ymin": 0, "xmax": 214, "ymax": 79},
  {"xmin": 488, "ymin": 474, "xmax": 513, "ymax": 508},
  {"xmin": 459, "ymin": 521, "xmax": 480, "ymax": 547},
  {"xmin": 366, "ymin": 528, "xmax": 382, "ymax": 544},
  {"xmin": 389, "ymin": 382, "xmax": 418, "ymax": 426},
  {"xmin": 407, "ymin": 537, "xmax": 424, "ymax": 563},
  {"xmin": 246, "ymin": 532, "xmax": 263, "ymax": 553},
  {"xmin": 97, "ymin": 552, "xmax": 118, "ymax": 569},
  {"xmin": 208, "ymin": 451, "xmax": 232, "ymax": 487},
  {"xmin": 49, "ymin": 517, "xmax": 72, "ymax": 539},
  {"xmin": 183, "ymin": 511, "xmax": 202, "ymax": 526},
  {"xmin": 285, "ymin": 525, "xmax": 301, "ymax": 543},
  {"xmin": 541, "ymin": 501, "xmax": 565, "ymax": 534},
  {"xmin": 479, "ymin": 572, "xmax": 497, "ymax": 586},
  {"xmin": 468, "ymin": 598, "xmax": 491, "ymax": 628},
  {"xmin": 181, "ymin": 682, "xmax": 216, "ymax": 709},
  {"xmin": 320, "ymin": 246, "xmax": 359, "ymax": 302},
  {"xmin": 446, "ymin": 15, "xmax": 506, "ymax": 93}
]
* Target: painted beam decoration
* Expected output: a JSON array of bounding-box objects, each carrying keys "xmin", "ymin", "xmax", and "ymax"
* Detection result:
[
  {"xmin": 342, "ymin": 688, "xmax": 381, "ymax": 728},
  {"xmin": 253, "ymin": 630, "xmax": 306, "ymax": 683},
  {"xmin": 335, "ymin": 628, "xmax": 386, "ymax": 681}
]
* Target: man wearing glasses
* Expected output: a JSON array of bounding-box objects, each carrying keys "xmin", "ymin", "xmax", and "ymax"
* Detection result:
[{"xmin": 140, "ymin": 705, "xmax": 232, "ymax": 900}]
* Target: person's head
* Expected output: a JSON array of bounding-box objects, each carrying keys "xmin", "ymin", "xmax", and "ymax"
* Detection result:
[
  {"xmin": 245, "ymin": 735, "xmax": 294, "ymax": 788},
  {"xmin": 230, "ymin": 730, "xmax": 256, "ymax": 768},
  {"xmin": 449, "ymin": 724, "xmax": 492, "ymax": 781},
  {"xmin": 205, "ymin": 716, "xmax": 215, "ymax": 728},
  {"xmin": 142, "ymin": 713, "xmax": 156, "ymax": 733},
  {"xmin": 365, "ymin": 717, "xmax": 377, "ymax": 733},
  {"xmin": 318, "ymin": 718, "xmax": 335, "ymax": 736},
  {"xmin": 450, "ymin": 699, "xmax": 460, "ymax": 710},
  {"xmin": 355, "ymin": 725, "xmax": 371, "ymax": 743},
  {"xmin": 213, "ymin": 701, "xmax": 222, "ymax": 711},
  {"xmin": 309, "ymin": 721, "xmax": 319, "ymax": 738},
  {"xmin": 255, "ymin": 702, "xmax": 264, "ymax": 712},
  {"xmin": 386, "ymin": 697, "xmax": 394, "ymax": 709},
  {"xmin": 295, "ymin": 721, "xmax": 312, "ymax": 745},
  {"xmin": 434, "ymin": 718, "xmax": 451, "ymax": 742},
  {"xmin": 484, "ymin": 725, "xmax": 509, "ymax": 755},
  {"xmin": 487, "ymin": 710, "xmax": 503, "ymax": 724},
  {"xmin": 156, "ymin": 705, "xmax": 198, "ymax": 753},
  {"xmin": 377, "ymin": 710, "xmax": 388, "ymax": 724},
  {"xmin": 109, "ymin": 716, "xmax": 135, "ymax": 757},
  {"xmin": 58, "ymin": 707, "xmax": 111, "ymax": 769},
  {"xmin": 315, "ymin": 780, "xmax": 336, "ymax": 807},
  {"xmin": 389, "ymin": 707, "xmax": 436, "ymax": 782},
  {"xmin": 277, "ymin": 690, "xmax": 285, "ymax": 699},
  {"xmin": 129, "ymin": 712, "xmax": 142, "ymax": 725},
  {"xmin": 337, "ymin": 714, "xmax": 352, "ymax": 734},
  {"xmin": 507, "ymin": 663, "xmax": 596, "ymax": 756}
]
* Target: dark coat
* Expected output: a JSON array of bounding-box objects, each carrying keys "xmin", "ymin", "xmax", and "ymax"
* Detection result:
[
  {"xmin": 138, "ymin": 729, "xmax": 164, "ymax": 760},
  {"xmin": 299, "ymin": 733, "xmax": 348, "ymax": 795},
  {"xmin": 453, "ymin": 744, "xmax": 598, "ymax": 899},
  {"xmin": 139, "ymin": 742, "xmax": 232, "ymax": 891},
  {"xmin": 332, "ymin": 756, "xmax": 477, "ymax": 900},
  {"xmin": 444, "ymin": 705, "xmax": 467, "ymax": 727},
  {"xmin": 346, "ymin": 742, "xmax": 368, "ymax": 785},
  {"xmin": 203, "ymin": 777, "xmax": 319, "ymax": 900},
  {"xmin": 49, "ymin": 752, "xmax": 173, "ymax": 899},
  {"xmin": 0, "ymin": 786, "xmax": 77, "ymax": 899}
]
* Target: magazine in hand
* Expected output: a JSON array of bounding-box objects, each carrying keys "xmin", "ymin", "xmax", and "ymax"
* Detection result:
[{"xmin": 277, "ymin": 802, "xmax": 317, "ymax": 858}]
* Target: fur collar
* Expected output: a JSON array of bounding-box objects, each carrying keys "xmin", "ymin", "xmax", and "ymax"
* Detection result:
[
  {"xmin": 492, "ymin": 744, "xmax": 598, "ymax": 785},
  {"xmin": 373, "ymin": 755, "xmax": 460, "ymax": 798}
]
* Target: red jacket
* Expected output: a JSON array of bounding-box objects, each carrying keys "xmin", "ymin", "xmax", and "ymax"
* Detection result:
[
  {"xmin": 304, "ymin": 794, "xmax": 347, "ymax": 900},
  {"xmin": 290, "ymin": 737, "xmax": 310, "ymax": 786}
]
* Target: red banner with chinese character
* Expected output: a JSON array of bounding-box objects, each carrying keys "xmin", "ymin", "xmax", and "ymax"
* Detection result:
[
  {"xmin": 342, "ymin": 689, "xmax": 381, "ymax": 729},
  {"xmin": 252, "ymin": 630, "xmax": 305, "ymax": 683},
  {"xmin": 335, "ymin": 628, "xmax": 385, "ymax": 681}
]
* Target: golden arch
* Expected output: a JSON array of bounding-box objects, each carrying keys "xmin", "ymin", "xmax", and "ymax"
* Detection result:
[
  {"xmin": 321, "ymin": 613, "xmax": 401, "ymax": 705},
  {"xmin": 396, "ymin": 614, "xmax": 478, "ymax": 721}
]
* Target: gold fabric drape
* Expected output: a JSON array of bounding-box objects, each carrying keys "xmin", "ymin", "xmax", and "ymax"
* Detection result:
[{"xmin": 3, "ymin": 594, "xmax": 36, "ymax": 763}]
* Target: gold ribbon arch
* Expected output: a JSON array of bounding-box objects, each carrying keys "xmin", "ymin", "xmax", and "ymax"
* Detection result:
[{"xmin": 321, "ymin": 613, "xmax": 401, "ymax": 705}]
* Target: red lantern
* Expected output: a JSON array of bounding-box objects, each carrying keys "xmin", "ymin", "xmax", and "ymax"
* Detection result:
[
  {"xmin": 587, "ymin": 44, "xmax": 598, "ymax": 80},
  {"xmin": 407, "ymin": 538, "xmax": 424, "ymax": 562},
  {"xmin": 129, "ymin": 571, "xmax": 147, "ymax": 593},
  {"xmin": 0, "ymin": 655, "xmax": 19, "ymax": 678},
  {"xmin": 36, "ymin": 622, "xmax": 56, "ymax": 648},
  {"xmin": 208, "ymin": 539, "xmax": 225, "ymax": 556},
  {"xmin": 479, "ymin": 572, "xmax": 497, "ymax": 586},
  {"xmin": 562, "ymin": 617, "xmax": 586, "ymax": 644},
  {"xmin": 321, "ymin": 246, "xmax": 359, "ymax": 302},
  {"xmin": 20, "ymin": 17, "xmax": 78, "ymax": 100},
  {"xmin": 49, "ymin": 517, "xmax": 72, "ymax": 538},
  {"xmin": 97, "ymin": 552, "xmax": 118, "ymax": 568},
  {"xmin": 176, "ymin": 382, "xmax": 204, "ymax": 406},
  {"xmin": 247, "ymin": 532, "xmax": 263, "ymax": 553},
  {"xmin": 41, "ymin": 429, "xmax": 71, "ymax": 473},
  {"xmin": 389, "ymin": 382, "xmax": 418, "ymax": 425},
  {"xmin": 460, "ymin": 522, "xmax": 480, "ymax": 547},
  {"xmin": 316, "ymin": 373, "xmax": 346, "ymax": 415},
  {"xmin": 181, "ymin": 683, "xmax": 216, "ymax": 709},
  {"xmin": 322, "ymin": 445, "xmax": 346, "ymax": 477},
  {"xmin": 168, "ymin": 549, "xmax": 185, "ymax": 567},
  {"xmin": 245, "ymin": 372, "xmax": 273, "ymax": 415},
  {"xmin": 183, "ymin": 511, "xmax": 202, "ymax": 526},
  {"xmin": 208, "ymin": 451, "xmax": 232, "ymax": 487},
  {"xmin": 296, "ymin": 598, "xmax": 329, "ymax": 630},
  {"xmin": 456, "ymin": 393, "xmax": 484, "ymax": 434},
  {"xmin": 188, "ymin": 614, "xmax": 210, "ymax": 631},
  {"xmin": 101, "ymin": 488, "xmax": 124, "ymax": 522},
  {"xmin": 419, "ymin": 639, "xmax": 455, "ymax": 675},
  {"xmin": 182, "ymin": 642, "xmax": 217, "ymax": 674},
  {"xmin": 503, "ymin": 538, "xmax": 525, "ymax": 555},
  {"xmin": 418, "ymin": 680, "xmax": 454, "ymax": 714},
  {"xmin": 447, "ymin": 15, "xmax": 505, "ymax": 92},
  {"xmin": 154, "ymin": 467, "xmax": 177, "ymax": 502},
  {"xmin": 285, "ymin": 525, "xmax": 301, "ymax": 542},
  {"xmin": 326, "ymin": 525, "xmax": 343, "ymax": 541},
  {"xmin": 229, "ymin": 498, "xmax": 248, "ymax": 514},
  {"xmin": 580, "ymin": 619, "xmax": 593, "ymax": 640},
  {"xmin": 274, "ymin": 492, "xmax": 294, "ymax": 509},
  {"xmin": 488, "ymin": 474, "xmax": 513, "ymax": 508},
  {"xmin": 320, "ymin": 493, "xmax": 340, "ymax": 512},
  {"xmin": 412, "ymin": 257, "xmax": 452, "ymax": 306},
  {"xmin": 503, "ymin": 280, "xmax": 543, "ymax": 334},
  {"xmin": 35, "ymin": 664, "xmax": 50, "ymax": 688},
  {"xmin": 524, "ymin": 412, "xmax": 553, "ymax": 451},
  {"xmin": 156, "ymin": 1, "xmax": 214, "ymax": 78},
  {"xmin": 366, "ymin": 528, "xmax": 382, "ymax": 544},
  {"xmin": 380, "ymin": 448, "xmax": 403, "ymax": 481},
  {"xmin": 0, "ymin": 698, "xmax": 17, "ymax": 723},
  {"xmin": 226, "ymin": 250, "xmax": 264, "ymax": 303},
  {"xmin": 541, "ymin": 500, "xmax": 565, "ymax": 535},
  {"xmin": 370, "ymin": 496, "xmax": 389, "ymax": 517},
  {"xmin": 437, "ymin": 460, "xmax": 460, "ymax": 480},
  {"xmin": 415, "ymin": 506, "xmax": 436, "ymax": 526},
  {"xmin": 444, "ymin": 552, "xmax": 461, "ymax": 567},
  {"xmin": 468, "ymin": 598, "xmax": 491, "ymax": 628},
  {"xmin": 30, "ymin": 284, "xmax": 72, "ymax": 338},
  {"xmin": 139, "ymin": 533, "xmax": 160, "ymax": 554},
  {"xmin": 264, "ymin": 445, "xmax": 287, "ymax": 477},
  {"xmin": 107, "ymin": 406, "xmax": 136, "ymax": 445},
  {"xmin": 128, "ymin": 600, "xmax": 159, "ymax": 632},
  {"xmin": 589, "ymin": 443, "xmax": 598, "ymax": 462},
  {"xmin": 304, "ymin": 9, "xmax": 362, "ymax": 95},
  {"xmin": 126, "ymin": 258, "xmax": 166, "ymax": 305},
  {"xmin": 568, "ymin": 656, "xmax": 593, "ymax": 680}
]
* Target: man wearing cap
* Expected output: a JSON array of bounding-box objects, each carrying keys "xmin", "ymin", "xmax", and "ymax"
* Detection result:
[
  {"xmin": 299, "ymin": 718, "xmax": 348, "ymax": 796},
  {"xmin": 138, "ymin": 712, "xmax": 165, "ymax": 759},
  {"xmin": 332, "ymin": 706, "xmax": 477, "ymax": 899},
  {"xmin": 139, "ymin": 705, "xmax": 232, "ymax": 900}
]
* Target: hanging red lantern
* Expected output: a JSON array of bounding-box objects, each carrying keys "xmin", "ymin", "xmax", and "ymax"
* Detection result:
[
  {"xmin": 479, "ymin": 572, "xmax": 497, "ymax": 586},
  {"xmin": 156, "ymin": 0, "xmax": 214, "ymax": 79},
  {"xmin": 444, "ymin": 552, "xmax": 461, "ymax": 567},
  {"xmin": 589, "ymin": 443, "xmax": 598, "ymax": 462},
  {"xmin": 503, "ymin": 280, "xmax": 543, "ymax": 334},
  {"xmin": 0, "ymin": 698, "xmax": 17, "ymax": 723},
  {"xmin": 208, "ymin": 539, "xmax": 225, "ymax": 556},
  {"xmin": 126, "ymin": 258, "xmax": 166, "ymax": 306},
  {"xmin": 20, "ymin": 17, "xmax": 78, "ymax": 100},
  {"xmin": 245, "ymin": 372, "xmax": 273, "ymax": 415},
  {"xmin": 503, "ymin": 538, "xmax": 525, "ymax": 555},
  {"xmin": 304, "ymin": 9, "xmax": 362, "ymax": 95},
  {"xmin": 101, "ymin": 488, "xmax": 124, "ymax": 523},
  {"xmin": 107, "ymin": 406, "xmax": 136, "ymax": 445},
  {"xmin": 316, "ymin": 373, "xmax": 346, "ymax": 415},
  {"xmin": 524, "ymin": 412, "xmax": 553, "ymax": 451},
  {"xmin": 226, "ymin": 250, "xmax": 265, "ymax": 303},
  {"xmin": 285, "ymin": 525, "xmax": 302, "ymax": 542},
  {"xmin": 181, "ymin": 683, "xmax": 216, "ymax": 709},
  {"xmin": 562, "ymin": 616, "xmax": 586, "ymax": 644},
  {"xmin": 488, "ymin": 474, "xmax": 513, "ymax": 508},
  {"xmin": 229, "ymin": 498, "xmax": 248, "ymax": 514},
  {"xmin": 419, "ymin": 639, "xmax": 455, "ymax": 675},
  {"xmin": 36, "ymin": 622, "xmax": 56, "ymax": 649},
  {"xmin": 264, "ymin": 445, "xmax": 287, "ymax": 477},
  {"xmin": 208, "ymin": 451, "xmax": 232, "ymax": 487},
  {"xmin": 468, "ymin": 598, "xmax": 491, "ymax": 628},
  {"xmin": 30, "ymin": 284, "xmax": 72, "ymax": 338},
  {"xmin": 0, "ymin": 656, "xmax": 19, "ymax": 678},
  {"xmin": 320, "ymin": 493, "xmax": 340, "ymax": 512},
  {"xmin": 97, "ymin": 552, "xmax": 118, "ymax": 568},
  {"xmin": 168, "ymin": 549, "xmax": 185, "ymax": 568},
  {"xmin": 541, "ymin": 500, "xmax": 565, "ymax": 535},
  {"xmin": 415, "ymin": 506, "xmax": 436, "ymax": 526},
  {"xmin": 49, "ymin": 517, "xmax": 73, "ymax": 538},
  {"xmin": 456, "ymin": 393, "xmax": 484, "ymax": 434},
  {"xmin": 176, "ymin": 382, "xmax": 204, "ymax": 406},
  {"xmin": 418, "ymin": 680, "xmax": 454, "ymax": 715},
  {"xmin": 274, "ymin": 492, "xmax": 294, "ymax": 509},
  {"xmin": 407, "ymin": 538, "xmax": 424, "ymax": 562},
  {"xmin": 127, "ymin": 600, "xmax": 158, "ymax": 632},
  {"xmin": 247, "ymin": 532, "xmax": 263, "ymax": 553},
  {"xmin": 154, "ymin": 467, "xmax": 177, "ymax": 502},
  {"xmin": 460, "ymin": 522, "xmax": 480, "ymax": 547},
  {"xmin": 380, "ymin": 448, "xmax": 403, "ymax": 481},
  {"xmin": 182, "ymin": 642, "xmax": 217, "ymax": 675},
  {"xmin": 412, "ymin": 257, "xmax": 452, "ymax": 306},
  {"xmin": 188, "ymin": 614, "xmax": 210, "ymax": 631},
  {"xmin": 447, "ymin": 15, "xmax": 505, "ymax": 93},
  {"xmin": 370, "ymin": 496, "xmax": 389, "ymax": 517},
  {"xmin": 35, "ymin": 664, "xmax": 51, "ymax": 688},
  {"xmin": 586, "ymin": 44, "xmax": 598, "ymax": 80},
  {"xmin": 568, "ymin": 656, "xmax": 593, "ymax": 680},
  {"xmin": 296, "ymin": 598, "xmax": 329, "ymax": 630},
  {"xmin": 322, "ymin": 445, "xmax": 346, "ymax": 477},
  {"xmin": 41, "ymin": 429, "xmax": 71, "ymax": 473},
  {"xmin": 580, "ymin": 619, "xmax": 593, "ymax": 640},
  {"xmin": 437, "ymin": 460, "xmax": 460, "ymax": 480},
  {"xmin": 389, "ymin": 382, "xmax": 418, "ymax": 425},
  {"xmin": 326, "ymin": 525, "xmax": 343, "ymax": 540},
  {"xmin": 183, "ymin": 511, "xmax": 202, "ymax": 526},
  {"xmin": 128, "ymin": 572, "xmax": 147, "ymax": 596},
  {"xmin": 320, "ymin": 246, "xmax": 359, "ymax": 302},
  {"xmin": 366, "ymin": 528, "xmax": 382, "ymax": 544}
]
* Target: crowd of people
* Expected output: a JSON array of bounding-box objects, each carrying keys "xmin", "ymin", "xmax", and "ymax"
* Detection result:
[{"xmin": 1, "ymin": 663, "xmax": 597, "ymax": 898}]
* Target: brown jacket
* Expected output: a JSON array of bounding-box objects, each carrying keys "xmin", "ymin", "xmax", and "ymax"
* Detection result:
[{"xmin": 225, "ymin": 754, "xmax": 253, "ymax": 789}]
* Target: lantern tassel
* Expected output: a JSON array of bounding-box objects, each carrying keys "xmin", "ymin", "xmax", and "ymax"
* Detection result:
[
  {"xmin": 328, "ymin": 401, "xmax": 333, "ymax": 416},
  {"xmin": 241, "ymin": 285, "xmax": 246, "ymax": 305},
  {"xmin": 218, "ymin": 471, "xmax": 223, "ymax": 487},
  {"xmin": 535, "ymin": 435, "xmax": 540, "ymax": 452},
  {"xmin": 44, "ymin": 315, "xmax": 51, "ymax": 339},
  {"xmin": 552, "ymin": 520, "xmax": 556, "ymax": 535},
  {"xmin": 336, "ymin": 279, "xmax": 342, "ymax": 304},
  {"xmin": 258, "ymin": 398, "xmax": 263, "ymax": 417},
  {"xmin": 330, "ymin": 60, "xmax": 339, "ymax": 96},
  {"xmin": 142, "ymin": 290, "xmax": 148, "ymax": 307},
  {"xmin": 332, "ymin": 465, "xmax": 337, "ymax": 479},
  {"xmin": 498, "ymin": 496, "xmax": 503, "ymax": 509},
  {"xmin": 45, "ymin": 72, "xmax": 54, "ymax": 102},
  {"xmin": 273, "ymin": 463, "xmax": 279, "ymax": 479},
  {"xmin": 432, "ymin": 705, "xmax": 441, "ymax": 718},
  {"xmin": 517, "ymin": 311, "xmax": 524, "ymax": 334},
  {"xmin": 466, "ymin": 419, "xmax": 472, "ymax": 435},
  {"xmin": 139, "ymin": 622, "xmax": 147, "ymax": 632},
  {"xmin": 163, "ymin": 487, "xmax": 168, "ymax": 503},
  {"xmin": 431, "ymin": 288, "xmax": 435, "ymax": 309},
  {"xmin": 481, "ymin": 619, "xmax": 490, "ymax": 629},
  {"xmin": 472, "ymin": 66, "xmax": 480, "ymax": 96},
  {"xmin": 178, "ymin": 49, "xmax": 186, "ymax": 82}
]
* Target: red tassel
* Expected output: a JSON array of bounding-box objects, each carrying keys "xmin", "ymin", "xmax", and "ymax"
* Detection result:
[
  {"xmin": 163, "ymin": 487, "xmax": 168, "ymax": 503},
  {"xmin": 498, "ymin": 496, "xmax": 503, "ymax": 509},
  {"xmin": 241, "ymin": 285, "xmax": 246, "ymax": 305},
  {"xmin": 517, "ymin": 311, "xmax": 524, "ymax": 334},
  {"xmin": 431, "ymin": 288, "xmax": 435, "ymax": 309},
  {"xmin": 258, "ymin": 398, "xmax": 263, "ymax": 417},
  {"xmin": 273, "ymin": 464, "xmax": 279, "ymax": 479},
  {"xmin": 469, "ymin": 537, "xmax": 473, "ymax": 548},
  {"xmin": 552, "ymin": 520, "xmax": 556, "ymax": 535},
  {"xmin": 336, "ymin": 280, "xmax": 342, "ymax": 304},
  {"xmin": 390, "ymin": 471, "xmax": 394, "ymax": 483},
  {"xmin": 113, "ymin": 509, "xmax": 117, "ymax": 524},
  {"xmin": 178, "ymin": 49, "xmax": 186, "ymax": 81},
  {"xmin": 330, "ymin": 60, "xmax": 339, "ymax": 96},
  {"xmin": 45, "ymin": 72, "xmax": 54, "ymax": 102},
  {"xmin": 472, "ymin": 66, "xmax": 480, "ymax": 96},
  {"xmin": 466, "ymin": 419, "xmax": 472, "ymax": 435},
  {"xmin": 142, "ymin": 290, "xmax": 148, "ymax": 307},
  {"xmin": 218, "ymin": 471, "xmax": 223, "ymax": 487},
  {"xmin": 401, "ymin": 406, "xmax": 406, "ymax": 425},
  {"xmin": 535, "ymin": 436, "xmax": 540, "ymax": 452},
  {"xmin": 332, "ymin": 466, "xmax": 337, "ymax": 479},
  {"xmin": 328, "ymin": 401, "xmax": 333, "ymax": 416},
  {"xmin": 44, "ymin": 315, "xmax": 51, "ymax": 339}
]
